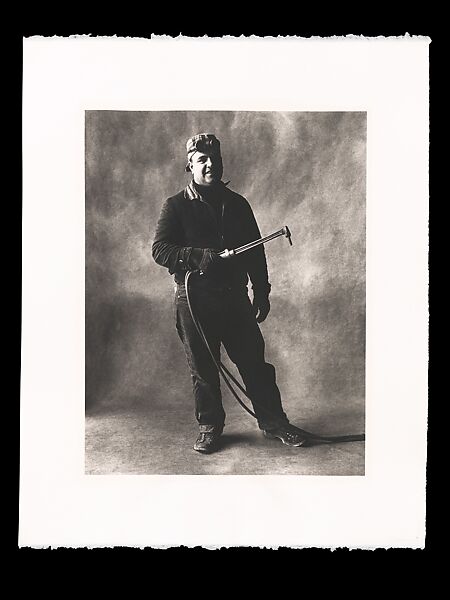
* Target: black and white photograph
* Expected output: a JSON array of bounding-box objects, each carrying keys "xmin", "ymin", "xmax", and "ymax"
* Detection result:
[
  {"xmin": 20, "ymin": 36, "xmax": 429, "ymax": 549},
  {"xmin": 85, "ymin": 111, "xmax": 366, "ymax": 475}
]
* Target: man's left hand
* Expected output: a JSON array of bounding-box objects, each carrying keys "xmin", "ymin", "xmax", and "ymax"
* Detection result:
[{"xmin": 252, "ymin": 294, "xmax": 271, "ymax": 323}]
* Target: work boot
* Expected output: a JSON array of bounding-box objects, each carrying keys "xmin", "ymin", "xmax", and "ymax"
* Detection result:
[
  {"xmin": 263, "ymin": 427, "xmax": 308, "ymax": 447},
  {"xmin": 193, "ymin": 425, "xmax": 223, "ymax": 454}
]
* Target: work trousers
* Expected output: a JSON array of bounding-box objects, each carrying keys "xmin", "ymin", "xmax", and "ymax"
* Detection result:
[{"xmin": 174, "ymin": 281, "xmax": 289, "ymax": 431}]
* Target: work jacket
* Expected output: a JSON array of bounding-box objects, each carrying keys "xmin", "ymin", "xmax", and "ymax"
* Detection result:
[{"xmin": 152, "ymin": 180, "xmax": 271, "ymax": 293}]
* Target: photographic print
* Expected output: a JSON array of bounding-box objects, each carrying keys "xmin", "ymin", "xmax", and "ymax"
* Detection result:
[
  {"xmin": 21, "ymin": 37, "xmax": 428, "ymax": 548},
  {"xmin": 85, "ymin": 111, "xmax": 366, "ymax": 475}
]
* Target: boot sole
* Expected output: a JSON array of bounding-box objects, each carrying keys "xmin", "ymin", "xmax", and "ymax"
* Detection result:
[
  {"xmin": 193, "ymin": 443, "xmax": 220, "ymax": 454},
  {"xmin": 263, "ymin": 431, "xmax": 307, "ymax": 447}
]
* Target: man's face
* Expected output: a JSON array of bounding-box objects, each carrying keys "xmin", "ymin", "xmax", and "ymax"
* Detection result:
[{"xmin": 189, "ymin": 151, "xmax": 223, "ymax": 186}]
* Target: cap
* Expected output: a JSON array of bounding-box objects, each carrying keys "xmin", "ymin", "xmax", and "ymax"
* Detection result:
[{"xmin": 185, "ymin": 133, "xmax": 221, "ymax": 172}]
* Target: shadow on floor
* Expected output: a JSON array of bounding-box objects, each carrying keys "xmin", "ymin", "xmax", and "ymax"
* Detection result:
[{"xmin": 85, "ymin": 400, "xmax": 365, "ymax": 476}]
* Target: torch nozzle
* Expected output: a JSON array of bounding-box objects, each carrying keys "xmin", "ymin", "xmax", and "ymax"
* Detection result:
[{"xmin": 282, "ymin": 225, "xmax": 292, "ymax": 246}]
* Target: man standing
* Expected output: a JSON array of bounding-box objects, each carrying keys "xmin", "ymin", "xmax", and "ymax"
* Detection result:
[{"xmin": 152, "ymin": 133, "xmax": 306, "ymax": 453}]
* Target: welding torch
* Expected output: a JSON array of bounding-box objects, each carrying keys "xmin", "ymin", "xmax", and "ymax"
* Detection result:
[{"xmin": 218, "ymin": 225, "xmax": 292, "ymax": 259}]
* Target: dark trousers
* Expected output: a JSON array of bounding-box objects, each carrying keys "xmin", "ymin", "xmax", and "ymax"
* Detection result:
[{"xmin": 174, "ymin": 282, "xmax": 289, "ymax": 431}]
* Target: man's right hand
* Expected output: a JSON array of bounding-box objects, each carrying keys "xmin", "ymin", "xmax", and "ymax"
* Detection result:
[{"xmin": 188, "ymin": 248, "xmax": 222, "ymax": 274}]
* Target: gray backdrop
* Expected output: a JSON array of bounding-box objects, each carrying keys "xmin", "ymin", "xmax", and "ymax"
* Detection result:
[{"xmin": 85, "ymin": 111, "xmax": 366, "ymax": 427}]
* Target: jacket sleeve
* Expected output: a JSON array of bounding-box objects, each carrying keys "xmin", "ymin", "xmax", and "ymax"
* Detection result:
[
  {"xmin": 152, "ymin": 198, "xmax": 192, "ymax": 274},
  {"xmin": 242, "ymin": 199, "xmax": 271, "ymax": 295}
]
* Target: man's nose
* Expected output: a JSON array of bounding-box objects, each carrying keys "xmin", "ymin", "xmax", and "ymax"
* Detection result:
[{"xmin": 206, "ymin": 157, "xmax": 213, "ymax": 167}]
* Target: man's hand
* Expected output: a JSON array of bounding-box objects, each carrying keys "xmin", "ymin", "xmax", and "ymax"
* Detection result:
[
  {"xmin": 188, "ymin": 248, "xmax": 222, "ymax": 274},
  {"xmin": 252, "ymin": 293, "xmax": 271, "ymax": 323}
]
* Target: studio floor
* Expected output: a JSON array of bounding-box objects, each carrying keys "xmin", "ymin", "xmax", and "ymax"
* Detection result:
[{"xmin": 85, "ymin": 399, "xmax": 365, "ymax": 476}]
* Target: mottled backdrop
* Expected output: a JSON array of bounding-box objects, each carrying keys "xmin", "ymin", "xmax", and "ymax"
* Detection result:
[{"xmin": 85, "ymin": 111, "xmax": 366, "ymax": 430}]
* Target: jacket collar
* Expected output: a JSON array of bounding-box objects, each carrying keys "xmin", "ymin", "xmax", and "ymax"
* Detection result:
[{"xmin": 184, "ymin": 179, "xmax": 230, "ymax": 201}]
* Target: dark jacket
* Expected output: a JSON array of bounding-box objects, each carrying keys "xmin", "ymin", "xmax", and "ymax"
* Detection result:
[{"xmin": 152, "ymin": 180, "xmax": 271, "ymax": 292}]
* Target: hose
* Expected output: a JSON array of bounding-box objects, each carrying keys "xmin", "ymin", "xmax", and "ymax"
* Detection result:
[{"xmin": 184, "ymin": 270, "xmax": 365, "ymax": 446}]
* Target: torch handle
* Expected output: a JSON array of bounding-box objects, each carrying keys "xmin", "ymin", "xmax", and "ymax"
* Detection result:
[{"xmin": 218, "ymin": 225, "xmax": 292, "ymax": 258}]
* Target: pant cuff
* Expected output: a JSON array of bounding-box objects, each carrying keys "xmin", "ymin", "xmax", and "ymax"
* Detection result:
[
  {"xmin": 258, "ymin": 418, "xmax": 290, "ymax": 431},
  {"xmin": 199, "ymin": 424, "xmax": 224, "ymax": 434}
]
